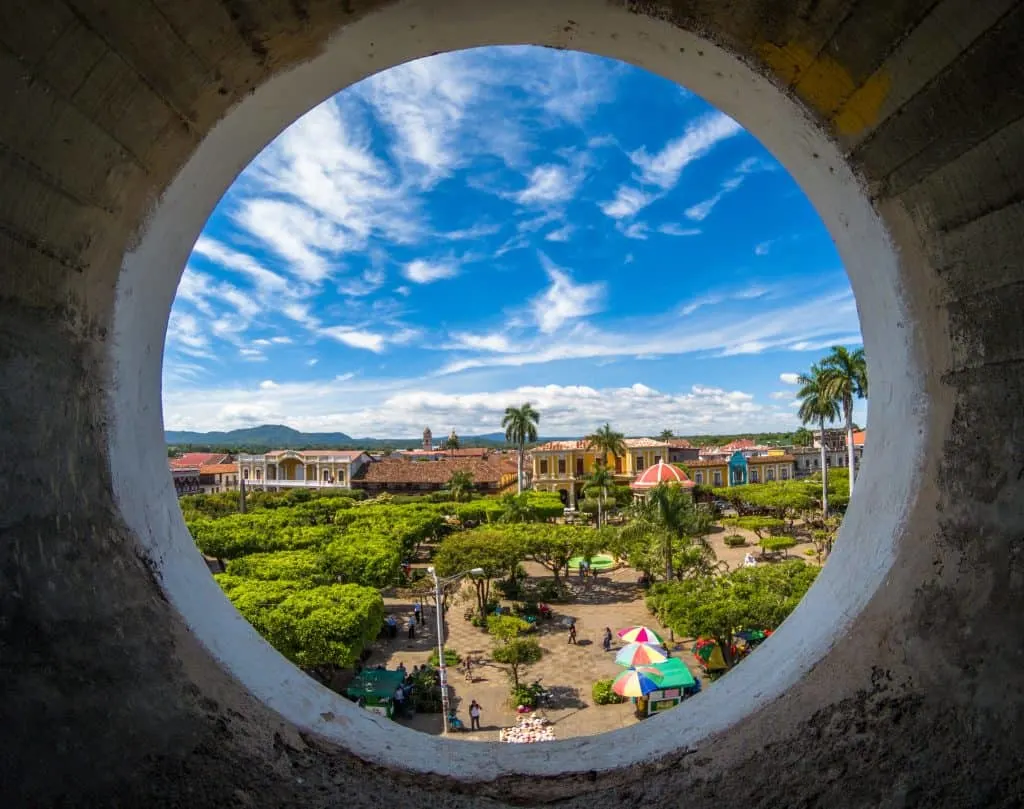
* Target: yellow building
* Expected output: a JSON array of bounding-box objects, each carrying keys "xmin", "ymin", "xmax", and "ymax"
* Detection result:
[
  {"xmin": 687, "ymin": 451, "xmax": 796, "ymax": 488},
  {"xmin": 530, "ymin": 438, "xmax": 672, "ymax": 507}
]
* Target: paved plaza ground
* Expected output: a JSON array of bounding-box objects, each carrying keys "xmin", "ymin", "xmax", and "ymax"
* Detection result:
[{"xmin": 360, "ymin": 525, "xmax": 819, "ymax": 741}]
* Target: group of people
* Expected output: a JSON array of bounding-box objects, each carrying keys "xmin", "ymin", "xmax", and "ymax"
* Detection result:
[{"xmin": 383, "ymin": 600, "xmax": 427, "ymax": 642}]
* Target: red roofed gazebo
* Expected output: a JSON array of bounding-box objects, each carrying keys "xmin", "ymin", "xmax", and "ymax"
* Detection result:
[{"xmin": 630, "ymin": 461, "xmax": 696, "ymax": 499}]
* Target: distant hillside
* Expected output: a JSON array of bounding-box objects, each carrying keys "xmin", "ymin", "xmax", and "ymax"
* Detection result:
[
  {"xmin": 166, "ymin": 424, "xmax": 353, "ymax": 448},
  {"xmin": 166, "ymin": 424, "xmax": 520, "ymax": 451}
]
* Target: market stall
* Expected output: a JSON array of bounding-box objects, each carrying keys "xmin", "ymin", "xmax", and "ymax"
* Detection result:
[
  {"xmin": 345, "ymin": 668, "xmax": 406, "ymax": 719},
  {"xmin": 499, "ymin": 714, "xmax": 556, "ymax": 744},
  {"xmin": 634, "ymin": 658, "xmax": 698, "ymax": 718}
]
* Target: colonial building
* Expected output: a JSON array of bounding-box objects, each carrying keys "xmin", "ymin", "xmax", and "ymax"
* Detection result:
[
  {"xmin": 530, "ymin": 437, "xmax": 673, "ymax": 507},
  {"xmin": 237, "ymin": 450, "xmax": 370, "ymax": 489},
  {"xmin": 666, "ymin": 438, "xmax": 700, "ymax": 463},
  {"xmin": 687, "ymin": 451, "xmax": 795, "ymax": 488},
  {"xmin": 352, "ymin": 457, "xmax": 516, "ymax": 495},
  {"xmin": 794, "ymin": 429, "xmax": 866, "ymax": 477},
  {"xmin": 171, "ymin": 466, "xmax": 201, "ymax": 496},
  {"xmin": 198, "ymin": 463, "xmax": 239, "ymax": 494}
]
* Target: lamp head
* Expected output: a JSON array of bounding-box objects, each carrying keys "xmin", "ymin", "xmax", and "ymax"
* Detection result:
[
  {"xmin": 427, "ymin": 566, "xmax": 436, "ymax": 575},
  {"xmin": 469, "ymin": 568, "xmax": 485, "ymax": 577}
]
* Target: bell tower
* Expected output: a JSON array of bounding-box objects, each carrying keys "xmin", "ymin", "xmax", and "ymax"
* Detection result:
[{"xmin": 422, "ymin": 427, "xmax": 432, "ymax": 451}]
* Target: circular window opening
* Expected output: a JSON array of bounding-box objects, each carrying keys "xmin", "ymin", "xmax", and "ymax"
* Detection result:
[{"xmin": 110, "ymin": 1, "xmax": 924, "ymax": 785}]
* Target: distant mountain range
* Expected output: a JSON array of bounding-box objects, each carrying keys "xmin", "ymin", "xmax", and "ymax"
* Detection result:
[{"xmin": 165, "ymin": 424, "xmax": 528, "ymax": 449}]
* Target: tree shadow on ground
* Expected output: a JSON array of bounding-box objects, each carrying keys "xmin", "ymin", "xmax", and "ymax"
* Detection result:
[{"xmin": 544, "ymin": 684, "xmax": 586, "ymax": 710}]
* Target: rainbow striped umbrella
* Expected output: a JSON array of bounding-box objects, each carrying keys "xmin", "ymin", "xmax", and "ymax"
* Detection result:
[
  {"xmin": 615, "ymin": 642, "xmax": 669, "ymax": 668},
  {"xmin": 611, "ymin": 666, "xmax": 665, "ymax": 698},
  {"xmin": 617, "ymin": 625, "xmax": 665, "ymax": 645}
]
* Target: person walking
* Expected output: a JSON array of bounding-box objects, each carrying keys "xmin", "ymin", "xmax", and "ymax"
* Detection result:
[
  {"xmin": 413, "ymin": 600, "xmax": 423, "ymax": 625},
  {"xmin": 602, "ymin": 627, "xmax": 613, "ymax": 652},
  {"xmin": 392, "ymin": 684, "xmax": 407, "ymax": 718},
  {"xmin": 464, "ymin": 657, "xmax": 473, "ymax": 682},
  {"xmin": 568, "ymin": 620, "xmax": 577, "ymax": 645},
  {"xmin": 407, "ymin": 614, "xmax": 416, "ymax": 640},
  {"xmin": 469, "ymin": 700, "xmax": 482, "ymax": 731}
]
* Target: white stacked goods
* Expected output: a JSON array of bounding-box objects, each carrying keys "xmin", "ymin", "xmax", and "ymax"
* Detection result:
[{"xmin": 499, "ymin": 714, "xmax": 555, "ymax": 744}]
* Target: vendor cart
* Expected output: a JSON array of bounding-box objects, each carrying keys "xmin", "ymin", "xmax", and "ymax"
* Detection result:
[
  {"xmin": 345, "ymin": 668, "xmax": 406, "ymax": 719},
  {"xmin": 634, "ymin": 658, "xmax": 698, "ymax": 718}
]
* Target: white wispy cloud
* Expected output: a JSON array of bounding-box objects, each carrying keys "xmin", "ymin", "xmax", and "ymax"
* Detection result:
[
  {"xmin": 629, "ymin": 112, "xmax": 743, "ymax": 189},
  {"xmin": 530, "ymin": 254, "xmax": 606, "ymax": 333},
  {"xmin": 779, "ymin": 372, "xmax": 801, "ymax": 385},
  {"xmin": 446, "ymin": 332, "xmax": 515, "ymax": 353},
  {"xmin": 599, "ymin": 186, "xmax": 654, "ymax": 220},
  {"xmin": 403, "ymin": 259, "xmax": 459, "ymax": 284},
  {"xmin": 439, "ymin": 287, "xmax": 859, "ymax": 376},
  {"xmin": 164, "ymin": 377, "xmax": 797, "ymax": 436},
  {"xmin": 620, "ymin": 222, "xmax": 650, "ymax": 240},
  {"xmin": 545, "ymin": 225, "xmax": 573, "ymax": 242},
  {"xmin": 514, "ymin": 164, "xmax": 579, "ymax": 205},
  {"xmin": 657, "ymin": 223, "xmax": 701, "ymax": 237},
  {"xmin": 321, "ymin": 327, "xmax": 387, "ymax": 353}
]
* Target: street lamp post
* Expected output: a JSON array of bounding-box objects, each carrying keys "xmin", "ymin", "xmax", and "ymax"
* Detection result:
[{"xmin": 427, "ymin": 565, "xmax": 483, "ymax": 735}]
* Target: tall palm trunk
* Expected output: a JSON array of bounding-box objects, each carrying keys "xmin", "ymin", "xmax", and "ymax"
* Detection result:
[
  {"xmin": 844, "ymin": 398, "xmax": 856, "ymax": 496},
  {"xmin": 819, "ymin": 415, "xmax": 829, "ymax": 520},
  {"xmin": 664, "ymin": 534, "xmax": 674, "ymax": 582},
  {"xmin": 599, "ymin": 486, "xmax": 607, "ymax": 527},
  {"xmin": 517, "ymin": 443, "xmax": 524, "ymax": 494}
]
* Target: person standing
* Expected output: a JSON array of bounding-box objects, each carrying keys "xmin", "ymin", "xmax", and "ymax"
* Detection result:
[
  {"xmin": 407, "ymin": 614, "xmax": 416, "ymax": 640},
  {"xmin": 464, "ymin": 657, "xmax": 473, "ymax": 682},
  {"xmin": 602, "ymin": 627, "xmax": 613, "ymax": 652},
  {"xmin": 568, "ymin": 620, "xmax": 577, "ymax": 645},
  {"xmin": 413, "ymin": 600, "xmax": 423, "ymax": 625},
  {"xmin": 469, "ymin": 700, "xmax": 482, "ymax": 731},
  {"xmin": 393, "ymin": 685, "xmax": 406, "ymax": 718}
]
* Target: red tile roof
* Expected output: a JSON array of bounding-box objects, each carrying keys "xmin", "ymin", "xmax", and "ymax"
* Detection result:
[
  {"xmin": 355, "ymin": 458, "xmax": 508, "ymax": 486},
  {"xmin": 533, "ymin": 437, "xmax": 668, "ymax": 452},
  {"xmin": 630, "ymin": 462, "xmax": 695, "ymax": 490},
  {"xmin": 199, "ymin": 463, "xmax": 238, "ymax": 474},
  {"xmin": 170, "ymin": 452, "xmax": 230, "ymax": 469},
  {"xmin": 666, "ymin": 439, "xmax": 693, "ymax": 448},
  {"xmin": 747, "ymin": 454, "xmax": 795, "ymax": 463}
]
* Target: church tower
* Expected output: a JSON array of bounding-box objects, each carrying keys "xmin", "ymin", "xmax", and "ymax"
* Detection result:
[{"xmin": 422, "ymin": 427, "xmax": 432, "ymax": 451}]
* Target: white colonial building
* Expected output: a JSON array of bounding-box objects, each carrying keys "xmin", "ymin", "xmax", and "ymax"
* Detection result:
[{"xmin": 237, "ymin": 449, "xmax": 370, "ymax": 489}]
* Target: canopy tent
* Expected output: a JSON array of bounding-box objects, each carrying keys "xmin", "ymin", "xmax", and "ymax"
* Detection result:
[
  {"xmin": 649, "ymin": 657, "xmax": 697, "ymax": 690},
  {"xmin": 346, "ymin": 668, "xmax": 405, "ymax": 700}
]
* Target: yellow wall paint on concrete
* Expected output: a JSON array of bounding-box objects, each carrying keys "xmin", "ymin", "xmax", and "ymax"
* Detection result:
[
  {"xmin": 833, "ymin": 70, "xmax": 892, "ymax": 136},
  {"xmin": 759, "ymin": 41, "xmax": 889, "ymax": 133}
]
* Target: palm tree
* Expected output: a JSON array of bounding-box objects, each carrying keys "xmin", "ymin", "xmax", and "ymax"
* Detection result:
[
  {"xmin": 657, "ymin": 429, "xmax": 675, "ymax": 441},
  {"xmin": 585, "ymin": 423, "xmax": 627, "ymax": 476},
  {"xmin": 584, "ymin": 465, "xmax": 615, "ymax": 527},
  {"xmin": 797, "ymin": 364, "xmax": 841, "ymax": 519},
  {"xmin": 444, "ymin": 429, "xmax": 460, "ymax": 457},
  {"xmin": 502, "ymin": 402, "xmax": 540, "ymax": 494},
  {"xmin": 619, "ymin": 484, "xmax": 711, "ymax": 581},
  {"xmin": 821, "ymin": 346, "xmax": 868, "ymax": 497},
  {"xmin": 447, "ymin": 470, "xmax": 473, "ymax": 502}
]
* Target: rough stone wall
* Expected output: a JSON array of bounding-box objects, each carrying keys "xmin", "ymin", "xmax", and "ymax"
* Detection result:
[{"xmin": 1, "ymin": 1, "xmax": 1023, "ymax": 807}]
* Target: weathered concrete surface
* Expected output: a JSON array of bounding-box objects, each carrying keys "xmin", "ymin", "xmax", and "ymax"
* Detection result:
[{"xmin": 2, "ymin": 0, "xmax": 1023, "ymax": 807}]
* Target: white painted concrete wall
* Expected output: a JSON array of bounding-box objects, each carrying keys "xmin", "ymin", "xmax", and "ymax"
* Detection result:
[{"xmin": 109, "ymin": 0, "xmax": 925, "ymax": 784}]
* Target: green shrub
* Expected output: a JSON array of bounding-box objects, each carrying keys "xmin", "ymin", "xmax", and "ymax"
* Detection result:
[
  {"xmin": 592, "ymin": 678, "xmax": 623, "ymax": 705},
  {"xmin": 761, "ymin": 536, "xmax": 797, "ymax": 553},
  {"xmin": 427, "ymin": 648, "xmax": 461, "ymax": 667},
  {"xmin": 509, "ymin": 685, "xmax": 537, "ymax": 709},
  {"xmin": 723, "ymin": 534, "xmax": 747, "ymax": 548},
  {"xmin": 803, "ymin": 547, "xmax": 817, "ymax": 556}
]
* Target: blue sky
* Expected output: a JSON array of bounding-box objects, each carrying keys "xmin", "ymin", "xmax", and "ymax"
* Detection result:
[{"xmin": 164, "ymin": 46, "xmax": 864, "ymax": 438}]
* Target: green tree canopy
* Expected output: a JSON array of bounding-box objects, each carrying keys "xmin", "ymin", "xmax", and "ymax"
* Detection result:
[
  {"xmin": 433, "ymin": 528, "xmax": 527, "ymax": 616},
  {"xmin": 646, "ymin": 560, "xmax": 819, "ymax": 667},
  {"xmin": 617, "ymin": 485, "xmax": 714, "ymax": 581}
]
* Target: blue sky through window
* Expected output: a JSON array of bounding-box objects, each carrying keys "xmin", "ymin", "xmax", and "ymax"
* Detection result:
[{"xmin": 164, "ymin": 45, "xmax": 863, "ymax": 438}]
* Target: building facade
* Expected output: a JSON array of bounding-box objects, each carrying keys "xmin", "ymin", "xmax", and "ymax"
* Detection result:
[
  {"xmin": 198, "ymin": 463, "xmax": 239, "ymax": 494},
  {"xmin": 237, "ymin": 450, "xmax": 370, "ymax": 489},
  {"xmin": 171, "ymin": 466, "xmax": 201, "ymax": 496},
  {"xmin": 530, "ymin": 437, "xmax": 673, "ymax": 507},
  {"xmin": 687, "ymin": 451, "xmax": 795, "ymax": 488}
]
